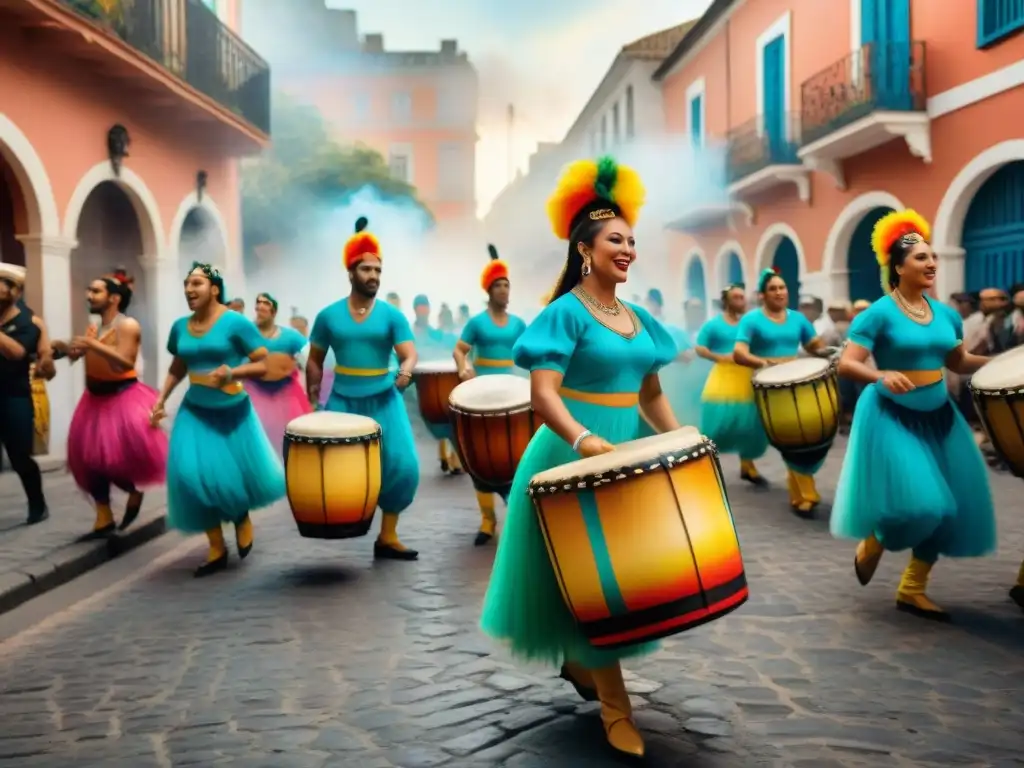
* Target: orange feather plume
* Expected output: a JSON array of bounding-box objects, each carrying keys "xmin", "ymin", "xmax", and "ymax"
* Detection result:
[
  {"xmin": 343, "ymin": 215, "xmax": 380, "ymax": 269},
  {"xmin": 481, "ymin": 260, "xmax": 508, "ymax": 291},
  {"xmin": 871, "ymin": 209, "xmax": 931, "ymax": 267}
]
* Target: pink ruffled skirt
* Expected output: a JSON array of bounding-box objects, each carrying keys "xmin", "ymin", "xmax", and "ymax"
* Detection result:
[
  {"xmin": 246, "ymin": 373, "xmax": 312, "ymax": 457},
  {"xmin": 66, "ymin": 380, "xmax": 168, "ymax": 492}
]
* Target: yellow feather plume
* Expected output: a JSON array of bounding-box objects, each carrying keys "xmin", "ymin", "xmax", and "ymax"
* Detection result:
[
  {"xmin": 545, "ymin": 156, "xmax": 646, "ymax": 240},
  {"xmin": 870, "ymin": 209, "xmax": 931, "ymax": 267}
]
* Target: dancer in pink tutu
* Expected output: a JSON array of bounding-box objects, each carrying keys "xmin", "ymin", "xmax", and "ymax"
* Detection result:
[
  {"xmin": 58, "ymin": 269, "xmax": 168, "ymax": 540},
  {"xmin": 246, "ymin": 292, "xmax": 311, "ymax": 454}
]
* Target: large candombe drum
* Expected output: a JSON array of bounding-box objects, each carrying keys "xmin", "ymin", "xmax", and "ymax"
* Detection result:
[
  {"xmin": 970, "ymin": 345, "xmax": 1024, "ymax": 477},
  {"xmin": 412, "ymin": 360, "xmax": 460, "ymax": 426},
  {"xmin": 528, "ymin": 428, "xmax": 748, "ymax": 649},
  {"xmin": 752, "ymin": 357, "xmax": 840, "ymax": 466},
  {"xmin": 448, "ymin": 374, "xmax": 542, "ymax": 492},
  {"xmin": 283, "ymin": 412, "xmax": 382, "ymax": 539}
]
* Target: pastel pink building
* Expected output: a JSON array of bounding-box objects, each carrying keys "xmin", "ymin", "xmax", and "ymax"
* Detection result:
[
  {"xmin": 655, "ymin": 0, "xmax": 1024, "ymax": 312},
  {"xmin": 0, "ymin": 0, "xmax": 270, "ymax": 459}
]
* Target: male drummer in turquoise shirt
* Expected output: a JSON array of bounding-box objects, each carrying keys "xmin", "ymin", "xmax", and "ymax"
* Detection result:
[
  {"xmin": 452, "ymin": 244, "xmax": 527, "ymax": 545},
  {"xmin": 306, "ymin": 217, "xmax": 421, "ymax": 561}
]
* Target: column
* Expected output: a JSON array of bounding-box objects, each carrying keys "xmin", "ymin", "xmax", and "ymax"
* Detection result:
[
  {"xmin": 137, "ymin": 253, "xmax": 176, "ymax": 385},
  {"xmin": 16, "ymin": 234, "xmax": 78, "ymax": 461},
  {"xmin": 934, "ymin": 245, "xmax": 966, "ymax": 300}
]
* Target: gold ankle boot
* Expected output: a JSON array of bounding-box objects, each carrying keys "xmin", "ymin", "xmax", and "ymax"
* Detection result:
[
  {"xmin": 854, "ymin": 534, "xmax": 884, "ymax": 586},
  {"xmin": 1010, "ymin": 559, "xmax": 1024, "ymax": 610},
  {"xmin": 475, "ymin": 491, "xmax": 496, "ymax": 546},
  {"xmin": 590, "ymin": 663, "xmax": 644, "ymax": 757},
  {"xmin": 896, "ymin": 557, "xmax": 950, "ymax": 621}
]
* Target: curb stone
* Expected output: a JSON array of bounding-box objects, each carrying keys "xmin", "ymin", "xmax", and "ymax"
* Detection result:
[{"xmin": 0, "ymin": 512, "xmax": 167, "ymax": 615}]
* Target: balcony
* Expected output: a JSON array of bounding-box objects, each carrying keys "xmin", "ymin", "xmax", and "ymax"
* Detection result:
[
  {"xmin": 726, "ymin": 114, "xmax": 810, "ymax": 203},
  {"xmin": 798, "ymin": 41, "xmax": 928, "ymax": 188},
  {"xmin": 5, "ymin": 0, "xmax": 270, "ymax": 150}
]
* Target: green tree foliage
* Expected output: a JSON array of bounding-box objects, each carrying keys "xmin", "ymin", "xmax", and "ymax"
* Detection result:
[{"xmin": 242, "ymin": 94, "xmax": 431, "ymax": 252}]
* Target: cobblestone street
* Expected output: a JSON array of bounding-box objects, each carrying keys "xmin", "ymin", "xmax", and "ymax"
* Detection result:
[{"xmin": 1, "ymin": 439, "xmax": 1023, "ymax": 767}]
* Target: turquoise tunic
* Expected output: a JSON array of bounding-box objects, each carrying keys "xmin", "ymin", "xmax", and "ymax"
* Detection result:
[
  {"xmin": 735, "ymin": 308, "xmax": 822, "ymax": 474},
  {"xmin": 460, "ymin": 310, "xmax": 527, "ymax": 376},
  {"xmin": 480, "ymin": 292, "xmax": 678, "ymax": 668},
  {"xmin": 830, "ymin": 296, "xmax": 995, "ymax": 560},
  {"xmin": 697, "ymin": 314, "xmax": 768, "ymax": 460},
  {"xmin": 252, "ymin": 326, "xmax": 307, "ymax": 394},
  {"xmin": 165, "ymin": 311, "xmax": 286, "ymax": 533},
  {"xmin": 310, "ymin": 300, "xmax": 419, "ymax": 513}
]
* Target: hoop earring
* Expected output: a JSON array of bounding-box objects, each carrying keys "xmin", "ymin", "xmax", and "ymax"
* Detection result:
[{"xmin": 581, "ymin": 260, "xmax": 592, "ymax": 278}]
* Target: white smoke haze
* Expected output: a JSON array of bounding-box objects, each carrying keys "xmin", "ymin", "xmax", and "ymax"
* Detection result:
[{"xmin": 242, "ymin": 186, "xmax": 493, "ymax": 322}]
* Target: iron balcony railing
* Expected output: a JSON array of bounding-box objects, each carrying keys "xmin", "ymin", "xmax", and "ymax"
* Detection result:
[
  {"xmin": 726, "ymin": 113, "xmax": 802, "ymax": 184},
  {"xmin": 800, "ymin": 40, "xmax": 926, "ymax": 147},
  {"xmin": 61, "ymin": 0, "xmax": 270, "ymax": 135}
]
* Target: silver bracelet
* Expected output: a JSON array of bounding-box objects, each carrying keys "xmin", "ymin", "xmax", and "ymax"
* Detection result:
[{"xmin": 571, "ymin": 429, "xmax": 592, "ymax": 453}]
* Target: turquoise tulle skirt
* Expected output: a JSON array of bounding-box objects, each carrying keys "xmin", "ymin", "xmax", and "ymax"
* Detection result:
[
  {"xmin": 326, "ymin": 386, "xmax": 419, "ymax": 514},
  {"xmin": 699, "ymin": 362, "xmax": 769, "ymax": 460},
  {"xmin": 167, "ymin": 398, "xmax": 286, "ymax": 533},
  {"xmin": 830, "ymin": 384, "xmax": 996, "ymax": 558},
  {"xmin": 480, "ymin": 399, "xmax": 659, "ymax": 669}
]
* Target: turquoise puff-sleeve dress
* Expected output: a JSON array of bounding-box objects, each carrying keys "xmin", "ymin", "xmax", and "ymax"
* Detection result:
[
  {"xmin": 735, "ymin": 308, "xmax": 823, "ymax": 474},
  {"xmin": 697, "ymin": 314, "xmax": 769, "ymax": 460},
  {"xmin": 245, "ymin": 326, "xmax": 311, "ymax": 457},
  {"xmin": 479, "ymin": 293, "xmax": 678, "ymax": 669},
  {"xmin": 310, "ymin": 300, "xmax": 420, "ymax": 515},
  {"xmin": 165, "ymin": 312, "xmax": 286, "ymax": 533},
  {"xmin": 460, "ymin": 311, "xmax": 528, "ymax": 376},
  {"xmin": 830, "ymin": 297, "xmax": 996, "ymax": 560}
]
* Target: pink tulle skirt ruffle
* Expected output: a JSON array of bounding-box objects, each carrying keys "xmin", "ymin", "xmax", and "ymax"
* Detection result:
[
  {"xmin": 66, "ymin": 381, "xmax": 169, "ymax": 492},
  {"xmin": 246, "ymin": 373, "xmax": 312, "ymax": 456}
]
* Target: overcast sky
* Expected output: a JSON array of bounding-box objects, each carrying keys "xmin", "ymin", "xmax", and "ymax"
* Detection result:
[{"xmin": 326, "ymin": 0, "xmax": 714, "ymax": 214}]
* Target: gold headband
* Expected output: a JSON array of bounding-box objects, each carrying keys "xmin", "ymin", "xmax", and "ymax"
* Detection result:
[
  {"xmin": 900, "ymin": 232, "xmax": 924, "ymax": 246},
  {"xmin": 589, "ymin": 209, "xmax": 615, "ymax": 221}
]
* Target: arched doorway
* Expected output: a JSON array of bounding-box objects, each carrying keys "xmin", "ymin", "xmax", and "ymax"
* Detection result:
[
  {"xmin": 963, "ymin": 160, "xmax": 1024, "ymax": 292},
  {"xmin": 724, "ymin": 251, "xmax": 743, "ymax": 286},
  {"xmin": 772, "ymin": 237, "xmax": 801, "ymax": 308},
  {"xmin": 0, "ymin": 154, "xmax": 27, "ymax": 268},
  {"xmin": 179, "ymin": 207, "xmax": 223, "ymax": 275},
  {"xmin": 685, "ymin": 254, "xmax": 706, "ymax": 305},
  {"xmin": 847, "ymin": 206, "xmax": 892, "ymax": 302},
  {"xmin": 71, "ymin": 182, "xmax": 155, "ymax": 383}
]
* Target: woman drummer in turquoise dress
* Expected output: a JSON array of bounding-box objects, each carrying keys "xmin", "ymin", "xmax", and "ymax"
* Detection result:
[
  {"xmin": 452, "ymin": 244, "xmax": 527, "ymax": 545},
  {"xmin": 832, "ymin": 210, "xmax": 996, "ymax": 621},
  {"xmin": 733, "ymin": 268, "xmax": 830, "ymax": 515},
  {"xmin": 480, "ymin": 156, "xmax": 680, "ymax": 759},
  {"xmin": 695, "ymin": 283, "xmax": 769, "ymax": 484},
  {"xmin": 410, "ymin": 293, "xmax": 462, "ymax": 474},
  {"xmin": 150, "ymin": 263, "xmax": 286, "ymax": 577}
]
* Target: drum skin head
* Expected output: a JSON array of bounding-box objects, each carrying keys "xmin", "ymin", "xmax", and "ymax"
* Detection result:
[
  {"xmin": 971, "ymin": 345, "xmax": 1024, "ymax": 391},
  {"xmin": 450, "ymin": 374, "xmax": 530, "ymax": 413},
  {"xmin": 529, "ymin": 426, "xmax": 703, "ymax": 488},
  {"xmin": 286, "ymin": 412, "xmax": 380, "ymax": 439},
  {"xmin": 413, "ymin": 360, "xmax": 458, "ymax": 375},
  {"xmin": 754, "ymin": 357, "xmax": 829, "ymax": 386}
]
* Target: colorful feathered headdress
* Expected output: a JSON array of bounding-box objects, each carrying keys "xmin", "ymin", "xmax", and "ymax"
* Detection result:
[
  {"xmin": 871, "ymin": 210, "xmax": 931, "ymax": 293},
  {"xmin": 546, "ymin": 155, "xmax": 645, "ymax": 241},
  {"xmin": 481, "ymin": 244, "xmax": 509, "ymax": 292},
  {"xmin": 343, "ymin": 216, "xmax": 381, "ymax": 270}
]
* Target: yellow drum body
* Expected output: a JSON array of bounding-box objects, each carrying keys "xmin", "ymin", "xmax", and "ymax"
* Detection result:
[
  {"xmin": 529, "ymin": 428, "xmax": 748, "ymax": 650},
  {"xmin": 283, "ymin": 412, "xmax": 382, "ymax": 539},
  {"xmin": 29, "ymin": 364, "xmax": 50, "ymax": 456},
  {"xmin": 970, "ymin": 346, "xmax": 1024, "ymax": 478},
  {"xmin": 752, "ymin": 357, "xmax": 840, "ymax": 466}
]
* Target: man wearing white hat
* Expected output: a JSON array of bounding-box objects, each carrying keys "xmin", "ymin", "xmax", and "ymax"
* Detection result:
[{"xmin": 0, "ymin": 263, "xmax": 48, "ymax": 524}]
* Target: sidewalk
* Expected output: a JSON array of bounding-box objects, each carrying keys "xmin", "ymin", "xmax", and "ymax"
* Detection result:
[{"xmin": 0, "ymin": 464, "xmax": 167, "ymax": 614}]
